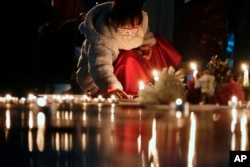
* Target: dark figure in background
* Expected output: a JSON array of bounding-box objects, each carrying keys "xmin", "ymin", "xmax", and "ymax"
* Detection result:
[
  {"xmin": 37, "ymin": 13, "xmax": 86, "ymax": 94},
  {"xmin": 0, "ymin": 0, "xmax": 54, "ymax": 97}
]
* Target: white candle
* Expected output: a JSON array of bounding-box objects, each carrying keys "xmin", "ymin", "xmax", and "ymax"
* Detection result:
[
  {"xmin": 139, "ymin": 81, "xmax": 145, "ymax": 90},
  {"xmin": 190, "ymin": 62, "xmax": 198, "ymax": 78},
  {"xmin": 228, "ymin": 95, "xmax": 238, "ymax": 108},
  {"xmin": 242, "ymin": 64, "xmax": 249, "ymax": 87},
  {"xmin": 152, "ymin": 69, "xmax": 159, "ymax": 82}
]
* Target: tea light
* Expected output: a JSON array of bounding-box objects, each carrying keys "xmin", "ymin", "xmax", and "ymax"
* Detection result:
[
  {"xmin": 37, "ymin": 97, "xmax": 47, "ymax": 107},
  {"xmin": 4, "ymin": 94, "xmax": 12, "ymax": 103},
  {"xmin": 19, "ymin": 97, "xmax": 26, "ymax": 104},
  {"xmin": 242, "ymin": 63, "xmax": 249, "ymax": 87},
  {"xmin": 175, "ymin": 98, "xmax": 184, "ymax": 112},
  {"xmin": 107, "ymin": 94, "xmax": 117, "ymax": 103},
  {"xmin": 82, "ymin": 94, "xmax": 91, "ymax": 102},
  {"xmin": 27, "ymin": 94, "xmax": 37, "ymax": 103},
  {"xmin": 93, "ymin": 95, "xmax": 105, "ymax": 103}
]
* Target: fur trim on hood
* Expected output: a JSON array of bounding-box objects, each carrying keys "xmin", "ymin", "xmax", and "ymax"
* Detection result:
[{"xmin": 79, "ymin": 2, "xmax": 156, "ymax": 51}]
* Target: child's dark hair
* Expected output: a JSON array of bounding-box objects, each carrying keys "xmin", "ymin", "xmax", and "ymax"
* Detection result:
[{"xmin": 110, "ymin": 0, "xmax": 143, "ymax": 27}]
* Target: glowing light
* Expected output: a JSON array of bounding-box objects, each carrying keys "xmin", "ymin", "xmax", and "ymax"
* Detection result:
[
  {"xmin": 187, "ymin": 112, "xmax": 197, "ymax": 167},
  {"xmin": 148, "ymin": 118, "xmax": 159, "ymax": 166},
  {"xmin": 37, "ymin": 97, "xmax": 47, "ymax": 107},
  {"xmin": 5, "ymin": 109, "xmax": 11, "ymax": 129},
  {"xmin": 139, "ymin": 81, "xmax": 145, "ymax": 90},
  {"xmin": 242, "ymin": 63, "xmax": 249, "ymax": 86},
  {"xmin": 152, "ymin": 69, "xmax": 159, "ymax": 81},
  {"xmin": 190, "ymin": 62, "xmax": 198, "ymax": 78},
  {"xmin": 240, "ymin": 114, "xmax": 248, "ymax": 151}
]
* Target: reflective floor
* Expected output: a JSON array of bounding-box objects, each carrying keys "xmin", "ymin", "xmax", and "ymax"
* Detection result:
[{"xmin": 0, "ymin": 96, "xmax": 250, "ymax": 167}]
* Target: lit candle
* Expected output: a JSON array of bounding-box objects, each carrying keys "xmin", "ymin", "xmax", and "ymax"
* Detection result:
[
  {"xmin": 190, "ymin": 62, "xmax": 198, "ymax": 78},
  {"xmin": 93, "ymin": 95, "xmax": 105, "ymax": 103},
  {"xmin": 152, "ymin": 69, "xmax": 159, "ymax": 82},
  {"xmin": 228, "ymin": 95, "xmax": 238, "ymax": 108},
  {"xmin": 82, "ymin": 94, "xmax": 91, "ymax": 102},
  {"xmin": 107, "ymin": 94, "xmax": 117, "ymax": 103},
  {"xmin": 242, "ymin": 64, "xmax": 249, "ymax": 87},
  {"xmin": 139, "ymin": 81, "xmax": 145, "ymax": 90}
]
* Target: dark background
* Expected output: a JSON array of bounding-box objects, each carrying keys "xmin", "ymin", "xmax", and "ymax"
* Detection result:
[{"xmin": 0, "ymin": 0, "xmax": 249, "ymax": 97}]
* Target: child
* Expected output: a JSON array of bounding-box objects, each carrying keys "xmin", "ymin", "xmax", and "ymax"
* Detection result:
[{"xmin": 76, "ymin": 0, "xmax": 182, "ymax": 98}]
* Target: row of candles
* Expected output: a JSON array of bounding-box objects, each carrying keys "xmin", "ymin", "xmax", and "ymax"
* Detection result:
[
  {"xmin": 190, "ymin": 62, "xmax": 249, "ymax": 87},
  {"xmin": 0, "ymin": 69, "xmax": 160, "ymax": 105},
  {"xmin": 0, "ymin": 92, "xmax": 248, "ymax": 111},
  {"xmin": 0, "ymin": 61, "xmax": 249, "ymax": 106},
  {"xmin": 0, "ymin": 93, "xmax": 118, "ymax": 105}
]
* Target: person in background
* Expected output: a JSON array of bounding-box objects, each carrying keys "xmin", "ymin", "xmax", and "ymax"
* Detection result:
[
  {"xmin": 37, "ymin": 12, "xmax": 86, "ymax": 94},
  {"xmin": 0, "ymin": 0, "xmax": 54, "ymax": 97},
  {"xmin": 76, "ymin": 0, "xmax": 182, "ymax": 99}
]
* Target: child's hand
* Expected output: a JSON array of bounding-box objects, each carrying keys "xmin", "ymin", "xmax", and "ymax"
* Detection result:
[
  {"xmin": 138, "ymin": 44, "xmax": 152, "ymax": 60},
  {"xmin": 105, "ymin": 86, "xmax": 130, "ymax": 99}
]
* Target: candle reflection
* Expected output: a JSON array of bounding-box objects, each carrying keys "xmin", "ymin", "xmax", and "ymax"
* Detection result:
[
  {"xmin": 28, "ymin": 110, "xmax": 34, "ymax": 152},
  {"xmin": 36, "ymin": 112, "xmax": 45, "ymax": 152},
  {"xmin": 82, "ymin": 133, "xmax": 87, "ymax": 151},
  {"xmin": 137, "ymin": 134, "xmax": 141, "ymax": 153},
  {"xmin": 28, "ymin": 130, "xmax": 33, "ymax": 152},
  {"xmin": 187, "ymin": 112, "xmax": 197, "ymax": 167},
  {"xmin": 55, "ymin": 132, "xmax": 60, "ymax": 152},
  {"xmin": 52, "ymin": 132, "xmax": 73, "ymax": 152},
  {"xmin": 111, "ymin": 103, "xmax": 115, "ymax": 122},
  {"xmin": 98, "ymin": 103, "xmax": 102, "ymax": 122},
  {"xmin": 148, "ymin": 118, "xmax": 159, "ymax": 167},
  {"xmin": 5, "ymin": 109, "xmax": 11, "ymax": 141},
  {"xmin": 231, "ymin": 133, "xmax": 236, "ymax": 151},
  {"xmin": 240, "ymin": 114, "xmax": 248, "ymax": 151},
  {"xmin": 29, "ymin": 110, "xmax": 33, "ymax": 129},
  {"xmin": 97, "ymin": 133, "xmax": 101, "ymax": 150},
  {"xmin": 231, "ymin": 108, "xmax": 237, "ymax": 150},
  {"xmin": 138, "ymin": 109, "xmax": 142, "ymax": 154},
  {"xmin": 82, "ymin": 111, "xmax": 87, "ymax": 121},
  {"xmin": 5, "ymin": 109, "xmax": 11, "ymax": 129},
  {"xmin": 231, "ymin": 108, "xmax": 237, "ymax": 133}
]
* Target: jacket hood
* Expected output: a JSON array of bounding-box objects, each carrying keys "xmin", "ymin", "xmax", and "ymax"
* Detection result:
[{"xmin": 78, "ymin": 2, "xmax": 155, "ymax": 51}]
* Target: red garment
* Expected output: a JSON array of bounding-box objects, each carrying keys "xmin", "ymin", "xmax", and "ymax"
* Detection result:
[
  {"xmin": 211, "ymin": 81, "xmax": 245, "ymax": 105},
  {"xmin": 113, "ymin": 35, "xmax": 182, "ymax": 96}
]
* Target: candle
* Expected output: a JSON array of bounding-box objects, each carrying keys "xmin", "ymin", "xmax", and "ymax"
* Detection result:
[
  {"xmin": 242, "ymin": 64, "xmax": 249, "ymax": 87},
  {"xmin": 139, "ymin": 81, "xmax": 145, "ymax": 90},
  {"xmin": 93, "ymin": 95, "xmax": 105, "ymax": 103},
  {"xmin": 190, "ymin": 62, "xmax": 198, "ymax": 78},
  {"xmin": 228, "ymin": 95, "xmax": 238, "ymax": 108},
  {"xmin": 152, "ymin": 69, "xmax": 159, "ymax": 82}
]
